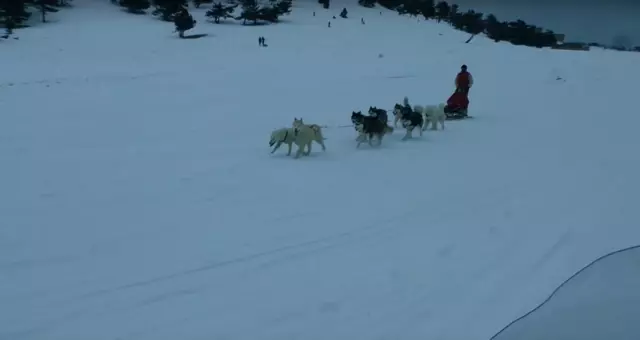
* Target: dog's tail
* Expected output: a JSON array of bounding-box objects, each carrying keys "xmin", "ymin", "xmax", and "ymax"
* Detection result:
[{"xmin": 309, "ymin": 124, "xmax": 327, "ymax": 140}]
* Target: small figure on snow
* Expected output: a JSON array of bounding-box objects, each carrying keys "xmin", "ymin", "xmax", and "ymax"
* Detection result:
[
  {"xmin": 328, "ymin": 21, "xmax": 331, "ymax": 27},
  {"xmin": 361, "ymin": 17, "xmax": 365, "ymax": 24},
  {"xmin": 339, "ymin": 8, "xmax": 348, "ymax": 18}
]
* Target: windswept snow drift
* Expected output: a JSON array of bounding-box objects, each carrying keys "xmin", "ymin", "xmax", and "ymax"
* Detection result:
[
  {"xmin": 491, "ymin": 245, "xmax": 640, "ymax": 340},
  {"xmin": 1, "ymin": 1, "xmax": 640, "ymax": 340}
]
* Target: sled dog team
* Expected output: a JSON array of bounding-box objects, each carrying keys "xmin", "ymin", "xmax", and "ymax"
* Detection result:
[{"xmin": 269, "ymin": 97, "xmax": 447, "ymax": 158}]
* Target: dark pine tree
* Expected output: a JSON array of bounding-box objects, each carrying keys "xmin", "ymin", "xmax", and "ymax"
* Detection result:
[
  {"xmin": 419, "ymin": 0, "xmax": 435, "ymax": 19},
  {"xmin": 173, "ymin": 7, "xmax": 195, "ymax": 37},
  {"xmin": 152, "ymin": 0, "xmax": 187, "ymax": 21},
  {"xmin": 236, "ymin": 0, "xmax": 259, "ymax": 24},
  {"xmin": 485, "ymin": 14, "xmax": 505, "ymax": 42},
  {"xmin": 1, "ymin": 0, "xmax": 31, "ymax": 25},
  {"xmin": 119, "ymin": 0, "xmax": 151, "ymax": 13},
  {"xmin": 205, "ymin": 1, "xmax": 237, "ymax": 23},
  {"xmin": 274, "ymin": 0, "xmax": 291, "ymax": 16},
  {"xmin": 434, "ymin": 0, "xmax": 449, "ymax": 22},
  {"xmin": 358, "ymin": 0, "xmax": 375, "ymax": 8},
  {"xmin": 318, "ymin": 0, "xmax": 329, "ymax": 10}
]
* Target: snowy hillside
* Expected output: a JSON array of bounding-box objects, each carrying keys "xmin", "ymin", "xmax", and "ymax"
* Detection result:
[{"xmin": 2, "ymin": 1, "xmax": 640, "ymax": 339}]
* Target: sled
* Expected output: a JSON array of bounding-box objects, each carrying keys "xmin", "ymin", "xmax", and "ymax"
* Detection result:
[
  {"xmin": 446, "ymin": 113, "xmax": 472, "ymax": 120},
  {"xmin": 445, "ymin": 88, "xmax": 471, "ymax": 120}
]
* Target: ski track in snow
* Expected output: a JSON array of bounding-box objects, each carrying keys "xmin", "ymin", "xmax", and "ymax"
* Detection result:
[{"xmin": 2, "ymin": 1, "xmax": 640, "ymax": 340}]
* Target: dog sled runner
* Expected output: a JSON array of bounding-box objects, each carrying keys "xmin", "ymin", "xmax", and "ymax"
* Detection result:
[{"xmin": 444, "ymin": 89, "xmax": 472, "ymax": 120}]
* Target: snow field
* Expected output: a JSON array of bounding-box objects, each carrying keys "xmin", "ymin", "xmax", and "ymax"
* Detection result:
[{"xmin": 2, "ymin": 1, "xmax": 640, "ymax": 339}]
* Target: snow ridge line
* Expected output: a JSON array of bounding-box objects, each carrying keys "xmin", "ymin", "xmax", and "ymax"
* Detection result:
[{"xmin": 489, "ymin": 244, "xmax": 640, "ymax": 339}]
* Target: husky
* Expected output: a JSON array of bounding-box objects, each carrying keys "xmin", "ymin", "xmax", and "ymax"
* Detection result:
[
  {"xmin": 291, "ymin": 117, "xmax": 327, "ymax": 158},
  {"xmin": 351, "ymin": 111, "xmax": 393, "ymax": 147},
  {"xmin": 392, "ymin": 102, "xmax": 420, "ymax": 127},
  {"xmin": 269, "ymin": 127, "xmax": 297, "ymax": 155},
  {"xmin": 367, "ymin": 106, "xmax": 388, "ymax": 125},
  {"xmin": 423, "ymin": 103, "xmax": 446, "ymax": 131},
  {"xmin": 292, "ymin": 118, "xmax": 327, "ymax": 150},
  {"xmin": 392, "ymin": 103, "xmax": 407, "ymax": 127},
  {"xmin": 400, "ymin": 109, "xmax": 424, "ymax": 140}
]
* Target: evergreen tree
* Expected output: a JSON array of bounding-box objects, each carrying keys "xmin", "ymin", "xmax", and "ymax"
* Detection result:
[
  {"xmin": 236, "ymin": 0, "xmax": 259, "ymax": 24},
  {"xmin": 258, "ymin": 5, "xmax": 279, "ymax": 22},
  {"xmin": 274, "ymin": 0, "xmax": 291, "ymax": 16},
  {"xmin": 434, "ymin": 0, "xmax": 448, "ymax": 22},
  {"xmin": 1, "ymin": 0, "xmax": 31, "ymax": 25},
  {"xmin": 419, "ymin": 0, "xmax": 435, "ymax": 19},
  {"xmin": 31, "ymin": 0, "xmax": 61, "ymax": 23},
  {"xmin": 358, "ymin": 0, "xmax": 375, "ymax": 8},
  {"xmin": 485, "ymin": 14, "xmax": 505, "ymax": 42},
  {"xmin": 448, "ymin": 3, "xmax": 457, "ymax": 20},
  {"xmin": 119, "ymin": 0, "xmax": 151, "ymax": 13},
  {"xmin": 174, "ymin": 7, "xmax": 195, "ymax": 37},
  {"xmin": 152, "ymin": 0, "xmax": 187, "ymax": 21},
  {"xmin": 205, "ymin": 1, "xmax": 236, "ymax": 23}
]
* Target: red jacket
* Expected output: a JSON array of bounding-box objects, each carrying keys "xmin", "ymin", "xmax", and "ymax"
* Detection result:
[{"xmin": 455, "ymin": 71, "xmax": 473, "ymax": 88}]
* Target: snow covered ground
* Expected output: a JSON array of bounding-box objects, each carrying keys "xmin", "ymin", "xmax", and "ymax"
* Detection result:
[
  {"xmin": 491, "ymin": 245, "xmax": 640, "ymax": 340},
  {"xmin": 2, "ymin": 1, "xmax": 640, "ymax": 339}
]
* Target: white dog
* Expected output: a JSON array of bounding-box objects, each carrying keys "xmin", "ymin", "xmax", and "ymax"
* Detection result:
[
  {"xmin": 269, "ymin": 127, "xmax": 297, "ymax": 156},
  {"xmin": 291, "ymin": 118, "xmax": 327, "ymax": 158},
  {"xmin": 423, "ymin": 103, "xmax": 446, "ymax": 131}
]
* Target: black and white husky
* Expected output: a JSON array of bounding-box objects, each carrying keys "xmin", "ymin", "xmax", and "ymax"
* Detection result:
[
  {"xmin": 367, "ymin": 106, "xmax": 388, "ymax": 125},
  {"xmin": 399, "ymin": 109, "xmax": 424, "ymax": 140},
  {"xmin": 351, "ymin": 111, "xmax": 393, "ymax": 147}
]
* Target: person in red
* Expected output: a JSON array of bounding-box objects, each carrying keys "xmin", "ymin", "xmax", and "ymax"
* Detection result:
[
  {"xmin": 455, "ymin": 64, "xmax": 473, "ymax": 95},
  {"xmin": 446, "ymin": 64, "xmax": 474, "ymax": 117}
]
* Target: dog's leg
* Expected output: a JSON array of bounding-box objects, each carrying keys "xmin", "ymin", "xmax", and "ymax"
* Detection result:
[
  {"xmin": 304, "ymin": 142, "xmax": 312, "ymax": 156},
  {"xmin": 271, "ymin": 141, "xmax": 282, "ymax": 154},
  {"xmin": 286, "ymin": 142, "xmax": 292, "ymax": 156},
  {"xmin": 440, "ymin": 116, "xmax": 445, "ymax": 130},
  {"xmin": 294, "ymin": 144, "xmax": 304, "ymax": 158},
  {"xmin": 317, "ymin": 137, "xmax": 326, "ymax": 151},
  {"xmin": 430, "ymin": 116, "xmax": 437, "ymax": 131},
  {"xmin": 402, "ymin": 127, "xmax": 410, "ymax": 140},
  {"xmin": 419, "ymin": 123, "xmax": 424, "ymax": 136},
  {"xmin": 356, "ymin": 132, "xmax": 364, "ymax": 148},
  {"xmin": 368, "ymin": 133, "xmax": 374, "ymax": 146}
]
